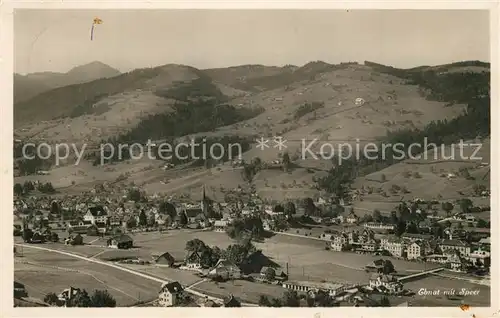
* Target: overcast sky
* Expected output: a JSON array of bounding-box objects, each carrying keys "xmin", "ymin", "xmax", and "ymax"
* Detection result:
[{"xmin": 14, "ymin": 9, "xmax": 490, "ymax": 74}]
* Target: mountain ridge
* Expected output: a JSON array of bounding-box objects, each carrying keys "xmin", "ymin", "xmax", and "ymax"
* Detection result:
[{"xmin": 14, "ymin": 61, "xmax": 121, "ymax": 103}]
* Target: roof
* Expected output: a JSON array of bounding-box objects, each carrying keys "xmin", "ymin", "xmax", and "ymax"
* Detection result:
[
  {"xmin": 185, "ymin": 250, "xmax": 202, "ymax": 262},
  {"xmin": 111, "ymin": 234, "xmax": 133, "ymax": 243},
  {"xmin": 479, "ymin": 237, "xmax": 491, "ymax": 244},
  {"xmin": 223, "ymin": 294, "xmax": 240, "ymax": 307},
  {"xmin": 156, "ymin": 252, "xmax": 175, "ymax": 263},
  {"xmin": 402, "ymin": 233, "xmax": 433, "ymax": 240},
  {"xmin": 214, "ymin": 259, "xmax": 240, "ymax": 270},
  {"xmin": 440, "ymin": 239, "xmax": 469, "ymax": 247},
  {"xmin": 14, "ymin": 281, "xmax": 25, "ymax": 289},
  {"xmin": 284, "ymin": 280, "xmax": 344, "ymax": 291},
  {"xmin": 260, "ymin": 266, "xmax": 271, "ymax": 274},
  {"xmin": 160, "ymin": 281, "xmax": 183, "ymax": 294},
  {"xmin": 88, "ymin": 206, "xmax": 107, "ymax": 217}
]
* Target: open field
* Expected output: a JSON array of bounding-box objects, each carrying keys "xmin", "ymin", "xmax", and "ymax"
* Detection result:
[{"xmin": 14, "ymin": 248, "xmax": 162, "ymax": 306}]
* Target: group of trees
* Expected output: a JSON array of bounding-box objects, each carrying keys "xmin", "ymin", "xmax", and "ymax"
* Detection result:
[
  {"xmin": 226, "ymin": 216, "xmax": 265, "ymax": 241},
  {"xmin": 258, "ymin": 290, "xmax": 340, "ymax": 307},
  {"xmin": 90, "ymin": 94, "xmax": 258, "ymax": 165},
  {"xmin": 43, "ymin": 289, "xmax": 116, "ymax": 307},
  {"xmin": 294, "ymin": 101, "xmax": 325, "ymax": 120},
  {"xmin": 242, "ymin": 157, "xmax": 263, "ymax": 182},
  {"xmin": 185, "ymin": 238, "xmax": 256, "ymax": 269},
  {"xmin": 14, "ymin": 181, "xmax": 54, "ymax": 196}
]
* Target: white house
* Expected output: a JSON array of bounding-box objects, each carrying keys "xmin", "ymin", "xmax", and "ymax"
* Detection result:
[
  {"xmin": 158, "ymin": 281, "xmax": 184, "ymax": 307},
  {"xmin": 407, "ymin": 242, "xmax": 424, "ymax": 260},
  {"xmin": 83, "ymin": 206, "xmax": 108, "ymax": 224}
]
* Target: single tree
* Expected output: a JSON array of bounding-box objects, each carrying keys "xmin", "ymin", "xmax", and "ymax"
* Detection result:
[
  {"xmin": 258, "ymin": 295, "xmax": 272, "ymax": 307},
  {"xmin": 14, "ymin": 183, "xmax": 23, "ymax": 196},
  {"xmin": 22, "ymin": 228, "xmax": 33, "ymax": 243},
  {"xmin": 282, "ymin": 152, "xmax": 291, "ymax": 171},
  {"xmin": 284, "ymin": 202, "xmax": 296, "ymax": 218},
  {"xmin": 179, "ymin": 211, "xmax": 188, "ymax": 227},
  {"xmin": 458, "ymin": 198, "xmax": 473, "ymax": 214},
  {"xmin": 379, "ymin": 296, "xmax": 391, "ymax": 307},
  {"xmin": 441, "ymin": 202, "xmax": 454, "ymax": 217},
  {"xmin": 138, "ymin": 210, "xmax": 147, "ymax": 227}
]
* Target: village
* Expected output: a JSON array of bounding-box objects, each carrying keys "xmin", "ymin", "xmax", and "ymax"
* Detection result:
[{"xmin": 13, "ymin": 178, "xmax": 491, "ymax": 308}]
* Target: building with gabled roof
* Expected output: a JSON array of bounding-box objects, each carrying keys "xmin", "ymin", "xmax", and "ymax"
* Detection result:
[
  {"xmin": 155, "ymin": 252, "xmax": 175, "ymax": 267},
  {"xmin": 84, "ymin": 206, "xmax": 108, "ymax": 224},
  {"xmin": 439, "ymin": 239, "xmax": 471, "ymax": 257},
  {"xmin": 158, "ymin": 281, "xmax": 184, "ymax": 307},
  {"xmin": 107, "ymin": 234, "xmax": 133, "ymax": 249}
]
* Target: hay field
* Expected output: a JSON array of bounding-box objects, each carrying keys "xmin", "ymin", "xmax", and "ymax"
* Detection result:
[{"xmin": 14, "ymin": 248, "xmax": 161, "ymax": 306}]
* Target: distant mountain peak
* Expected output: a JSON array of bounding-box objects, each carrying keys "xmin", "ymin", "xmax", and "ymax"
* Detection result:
[{"xmin": 67, "ymin": 61, "xmax": 120, "ymax": 76}]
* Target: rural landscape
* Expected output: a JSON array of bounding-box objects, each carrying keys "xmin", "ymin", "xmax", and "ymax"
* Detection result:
[{"xmin": 13, "ymin": 10, "xmax": 491, "ymax": 308}]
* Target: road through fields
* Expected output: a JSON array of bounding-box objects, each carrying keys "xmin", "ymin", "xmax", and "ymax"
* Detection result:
[{"xmin": 15, "ymin": 243, "xmax": 257, "ymax": 307}]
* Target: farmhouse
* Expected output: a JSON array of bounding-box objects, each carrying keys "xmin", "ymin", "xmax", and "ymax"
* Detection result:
[
  {"xmin": 155, "ymin": 252, "xmax": 175, "ymax": 267},
  {"xmin": 345, "ymin": 213, "xmax": 359, "ymax": 224},
  {"xmin": 185, "ymin": 251, "xmax": 202, "ymax": 269},
  {"xmin": 158, "ymin": 281, "xmax": 184, "ymax": 307},
  {"xmin": 84, "ymin": 206, "xmax": 108, "ymax": 224},
  {"xmin": 209, "ymin": 259, "xmax": 242, "ymax": 280},
  {"xmin": 447, "ymin": 254, "xmax": 467, "ymax": 272},
  {"xmin": 368, "ymin": 274, "xmax": 403, "ymax": 294},
  {"xmin": 107, "ymin": 234, "xmax": 133, "ymax": 249}
]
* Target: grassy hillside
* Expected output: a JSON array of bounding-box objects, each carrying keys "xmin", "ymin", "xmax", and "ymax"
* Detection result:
[{"xmin": 13, "ymin": 60, "xmax": 490, "ymax": 203}]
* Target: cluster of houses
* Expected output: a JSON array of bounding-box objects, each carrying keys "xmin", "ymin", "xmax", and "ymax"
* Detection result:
[{"xmin": 326, "ymin": 227, "xmax": 490, "ymax": 273}]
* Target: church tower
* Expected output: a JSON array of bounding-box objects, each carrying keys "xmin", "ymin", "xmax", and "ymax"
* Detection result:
[{"xmin": 201, "ymin": 185, "xmax": 208, "ymax": 215}]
